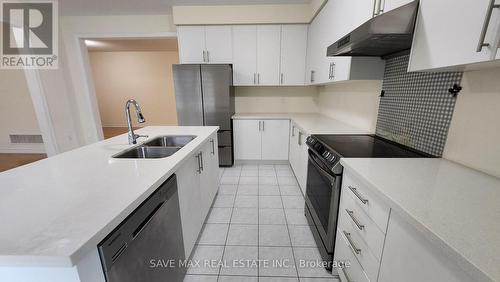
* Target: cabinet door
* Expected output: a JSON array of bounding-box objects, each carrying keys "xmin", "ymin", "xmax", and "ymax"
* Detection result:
[
  {"xmin": 280, "ymin": 25, "xmax": 308, "ymax": 85},
  {"xmin": 233, "ymin": 119, "xmax": 262, "ymax": 160},
  {"xmin": 205, "ymin": 25, "xmax": 233, "ymax": 64},
  {"xmin": 176, "ymin": 154, "xmax": 202, "ymax": 258},
  {"xmin": 257, "ymin": 25, "xmax": 281, "ymax": 86},
  {"xmin": 199, "ymin": 138, "xmax": 219, "ymax": 222},
  {"xmin": 409, "ymin": 0, "xmax": 500, "ymax": 71},
  {"xmin": 382, "ymin": 0, "xmax": 413, "ymax": 13},
  {"xmin": 379, "ymin": 212, "xmax": 473, "ymax": 282},
  {"xmin": 233, "ymin": 25, "xmax": 257, "ymax": 85},
  {"xmin": 289, "ymin": 124, "xmax": 299, "ymax": 175},
  {"xmin": 297, "ymin": 131, "xmax": 309, "ymax": 194},
  {"xmin": 177, "ymin": 26, "xmax": 206, "ymax": 64},
  {"xmin": 261, "ymin": 120, "xmax": 290, "ymax": 160}
]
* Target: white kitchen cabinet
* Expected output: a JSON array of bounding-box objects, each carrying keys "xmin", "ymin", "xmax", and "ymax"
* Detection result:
[
  {"xmin": 234, "ymin": 119, "xmax": 290, "ymax": 161},
  {"xmin": 177, "ymin": 25, "xmax": 232, "ymax": 64},
  {"xmin": 408, "ymin": 0, "xmax": 500, "ymax": 71},
  {"xmin": 378, "ymin": 212, "xmax": 473, "ymax": 282},
  {"xmin": 256, "ymin": 25, "xmax": 281, "ymax": 85},
  {"xmin": 261, "ymin": 119, "xmax": 290, "ymax": 160},
  {"xmin": 280, "ymin": 25, "xmax": 308, "ymax": 85},
  {"xmin": 234, "ymin": 119, "xmax": 261, "ymax": 160},
  {"xmin": 176, "ymin": 135, "xmax": 219, "ymax": 258},
  {"xmin": 205, "ymin": 26, "xmax": 233, "ymax": 63},
  {"xmin": 305, "ymin": 0, "xmax": 385, "ymax": 85},
  {"xmin": 232, "ymin": 25, "xmax": 258, "ymax": 86},
  {"xmin": 176, "ymin": 151, "xmax": 202, "ymax": 258},
  {"xmin": 288, "ymin": 123, "xmax": 309, "ymax": 194},
  {"xmin": 199, "ymin": 137, "xmax": 220, "ymax": 219},
  {"xmin": 177, "ymin": 26, "xmax": 206, "ymax": 64}
]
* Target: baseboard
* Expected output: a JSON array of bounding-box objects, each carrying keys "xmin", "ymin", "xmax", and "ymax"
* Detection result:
[{"xmin": 0, "ymin": 145, "xmax": 45, "ymax": 154}]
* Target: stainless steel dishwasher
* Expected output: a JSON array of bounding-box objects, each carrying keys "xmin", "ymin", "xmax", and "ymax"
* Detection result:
[{"xmin": 98, "ymin": 174, "xmax": 185, "ymax": 282}]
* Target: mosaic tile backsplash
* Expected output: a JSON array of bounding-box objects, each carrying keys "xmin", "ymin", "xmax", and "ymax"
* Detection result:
[{"xmin": 375, "ymin": 54, "xmax": 463, "ymax": 157}]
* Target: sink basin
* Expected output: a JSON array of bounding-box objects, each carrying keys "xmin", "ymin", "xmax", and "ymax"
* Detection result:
[
  {"xmin": 143, "ymin": 135, "xmax": 196, "ymax": 147},
  {"xmin": 113, "ymin": 146, "xmax": 181, "ymax": 159}
]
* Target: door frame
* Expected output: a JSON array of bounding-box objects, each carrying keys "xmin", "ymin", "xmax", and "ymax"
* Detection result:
[{"xmin": 74, "ymin": 31, "xmax": 178, "ymax": 142}]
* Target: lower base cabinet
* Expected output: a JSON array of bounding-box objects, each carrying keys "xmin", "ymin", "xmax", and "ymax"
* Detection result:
[
  {"xmin": 176, "ymin": 134, "xmax": 219, "ymax": 258},
  {"xmin": 289, "ymin": 123, "xmax": 308, "ymax": 195},
  {"xmin": 234, "ymin": 119, "xmax": 290, "ymax": 161},
  {"xmin": 337, "ymin": 170, "xmax": 476, "ymax": 282}
]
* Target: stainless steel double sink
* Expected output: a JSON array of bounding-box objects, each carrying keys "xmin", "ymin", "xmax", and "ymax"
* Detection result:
[{"xmin": 113, "ymin": 135, "xmax": 196, "ymax": 159}]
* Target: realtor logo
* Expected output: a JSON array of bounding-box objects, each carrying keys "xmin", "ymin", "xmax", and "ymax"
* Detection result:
[{"xmin": 1, "ymin": 0, "xmax": 58, "ymax": 69}]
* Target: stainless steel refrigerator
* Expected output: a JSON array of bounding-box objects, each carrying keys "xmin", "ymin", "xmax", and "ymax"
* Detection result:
[{"xmin": 173, "ymin": 64, "xmax": 235, "ymax": 167}]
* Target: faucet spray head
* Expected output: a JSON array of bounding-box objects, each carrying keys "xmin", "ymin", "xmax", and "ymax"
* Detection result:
[{"xmin": 137, "ymin": 112, "xmax": 145, "ymax": 123}]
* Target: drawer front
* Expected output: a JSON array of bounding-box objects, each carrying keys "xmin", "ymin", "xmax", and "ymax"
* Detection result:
[
  {"xmin": 334, "ymin": 230, "xmax": 371, "ymax": 282},
  {"xmin": 337, "ymin": 215, "xmax": 380, "ymax": 282},
  {"xmin": 339, "ymin": 191, "xmax": 386, "ymax": 261},
  {"xmin": 342, "ymin": 171, "xmax": 390, "ymax": 232}
]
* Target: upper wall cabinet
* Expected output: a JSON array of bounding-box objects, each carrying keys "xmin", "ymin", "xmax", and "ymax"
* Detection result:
[
  {"xmin": 305, "ymin": 0, "xmax": 385, "ymax": 85},
  {"xmin": 281, "ymin": 25, "xmax": 308, "ymax": 85},
  {"xmin": 408, "ymin": 0, "xmax": 500, "ymax": 71},
  {"xmin": 177, "ymin": 25, "xmax": 233, "ymax": 64},
  {"xmin": 233, "ymin": 25, "xmax": 308, "ymax": 86}
]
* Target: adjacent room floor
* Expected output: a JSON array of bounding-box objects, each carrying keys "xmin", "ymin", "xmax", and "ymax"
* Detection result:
[
  {"xmin": 0, "ymin": 153, "xmax": 46, "ymax": 172},
  {"xmin": 185, "ymin": 163, "xmax": 339, "ymax": 282}
]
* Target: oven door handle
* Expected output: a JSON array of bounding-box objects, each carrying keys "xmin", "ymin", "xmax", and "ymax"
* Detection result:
[{"xmin": 308, "ymin": 151, "xmax": 336, "ymax": 183}]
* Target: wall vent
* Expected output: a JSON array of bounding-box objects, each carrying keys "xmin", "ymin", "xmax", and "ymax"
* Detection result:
[{"xmin": 9, "ymin": 134, "xmax": 44, "ymax": 144}]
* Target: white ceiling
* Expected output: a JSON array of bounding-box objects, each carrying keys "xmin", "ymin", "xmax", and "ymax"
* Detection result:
[{"xmin": 60, "ymin": 0, "xmax": 312, "ymax": 16}]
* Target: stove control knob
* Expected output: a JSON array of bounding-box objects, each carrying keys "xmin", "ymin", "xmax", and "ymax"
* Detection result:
[
  {"xmin": 324, "ymin": 151, "xmax": 332, "ymax": 159},
  {"xmin": 328, "ymin": 155, "xmax": 336, "ymax": 163}
]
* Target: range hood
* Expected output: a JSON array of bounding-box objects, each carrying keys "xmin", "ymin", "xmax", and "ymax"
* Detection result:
[{"xmin": 327, "ymin": 0, "xmax": 419, "ymax": 57}]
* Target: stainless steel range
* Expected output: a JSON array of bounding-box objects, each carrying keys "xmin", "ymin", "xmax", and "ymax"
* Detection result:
[{"xmin": 304, "ymin": 134, "xmax": 432, "ymax": 271}]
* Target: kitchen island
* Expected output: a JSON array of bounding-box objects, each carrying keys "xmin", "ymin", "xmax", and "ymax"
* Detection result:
[{"xmin": 0, "ymin": 126, "xmax": 219, "ymax": 282}]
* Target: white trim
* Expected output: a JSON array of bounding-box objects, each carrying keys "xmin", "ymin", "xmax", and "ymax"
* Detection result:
[
  {"xmin": 74, "ymin": 32, "xmax": 178, "ymax": 142},
  {"xmin": 22, "ymin": 67, "xmax": 59, "ymax": 156}
]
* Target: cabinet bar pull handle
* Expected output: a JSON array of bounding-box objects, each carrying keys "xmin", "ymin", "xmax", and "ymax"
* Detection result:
[
  {"xmin": 343, "ymin": 231, "xmax": 361, "ymax": 254},
  {"xmin": 331, "ymin": 62, "xmax": 336, "ymax": 80},
  {"xmin": 280, "ymin": 73, "xmax": 284, "ymax": 84},
  {"xmin": 348, "ymin": 185, "xmax": 368, "ymax": 204},
  {"xmin": 257, "ymin": 73, "xmax": 260, "ymax": 84},
  {"xmin": 206, "ymin": 50, "xmax": 210, "ymax": 62},
  {"xmin": 298, "ymin": 131, "xmax": 302, "ymax": 145},
  {"xmin": 379, "ymin": 0, "xmax": 385, "ymax": 14},
  {"xmin": 195, "ymin": 153, "xmax": 201, "ymax": 174},
  {"xmin": 310, "ymin": 70, "xmax": 315, "ymax": 83},
  {"xmin": 200, "ymin": 152, "xmax": 203, "ymax": 171},
  {"xmin": 210, "ymin": 139, "xmax": 215, "ymax": 155},
  {"xmin": 477, "ymin": 0, "xmax": 500, "ymax": 52},
  {"xmin": 203, "ymin": 50, "xmax": 206, "ymax": 62},
  {"xmin": 262, "ymin": 120, "xmax": 264, "ymax": 131},
  {"xmin": 253, "ymin": 73, "xmax": 256, "ymax": 85},
  {"xmin": 346, "ymin": 209, "xmax": 365, "ymax": 230},
  {"xmin": 372, "ymin": 0, "xmax": 379, "ymax": 17},
  {"xmin": 329, "ymin": 63, "xmax": 333, "ymax": 79},
  {"xmin": 258, "ymin": 121, "xmax": 261, "ymax": 131},
  {"xmin": 291, "ymin": 126, "xmax": 295, "ymax": 137},
  {"xmin": 341, "ymin": 267, "xmax": 353, "ymax": 282}
]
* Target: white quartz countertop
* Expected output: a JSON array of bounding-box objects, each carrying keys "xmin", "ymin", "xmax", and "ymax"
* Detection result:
[
  {"xmin": 0, "ymin": 126, "xmax": 218, "ymax": 267},
  {"xmin": 232, "ymin": 113, "xmax": 369, "ymax": 135},
  {"xmin": 341, "ymin": 158, "xmax": 500, "ymax": 282}
]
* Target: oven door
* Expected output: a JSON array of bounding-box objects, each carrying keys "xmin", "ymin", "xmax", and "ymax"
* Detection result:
[{"xmin": 305, "ymin": 150, "xmax": 342, "ymax": 254}]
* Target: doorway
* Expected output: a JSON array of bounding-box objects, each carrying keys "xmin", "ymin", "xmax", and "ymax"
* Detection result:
[{"xmin": 84, "ymin": 37, "xmax": 179, "ymax": 139}]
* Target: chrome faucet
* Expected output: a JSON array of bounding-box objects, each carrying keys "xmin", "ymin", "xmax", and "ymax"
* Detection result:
[{"xmin": 125, "ymin": 99, "xmax": 147, "ymax": 144}]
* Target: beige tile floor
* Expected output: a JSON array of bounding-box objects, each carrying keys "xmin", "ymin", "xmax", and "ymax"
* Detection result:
[{"xmin": 184, "ymin": 163, "xmax": 339, "ymax": 282}]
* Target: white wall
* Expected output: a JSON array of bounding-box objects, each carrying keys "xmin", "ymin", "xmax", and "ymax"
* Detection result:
[
  {"xmin": 88, "ymin": 51, "xmax": 179, "ymax": 127},
  {"xmin": 59, "ymin": 15, "xmax": 176, "ymax": 145},
  {"xmin": 316, "ymin": 81, "xmax": 382, "ymax": 133},
  {"xmin": 235, "ymin": 86, "xmax": 319, "ymax": 113},
  {"xmin": 173, "ymin": 0, "xmax": 326, "ymax": 25},
  {"xmin": 0, "ymin": 69, "xmax": 44, "ymax": 153},
  {"xmin": 443, "ymin": 67, "xmax": 500, "ymax": 178}
]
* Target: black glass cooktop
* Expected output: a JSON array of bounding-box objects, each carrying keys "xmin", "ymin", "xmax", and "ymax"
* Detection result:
[{"xmin": 314, "ymin": 134, "xmax": 433, "ymax": 158}]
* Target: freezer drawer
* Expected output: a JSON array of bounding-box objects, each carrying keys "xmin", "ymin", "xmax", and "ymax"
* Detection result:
[
  {"xmin": 218, "ymin": 146, "xmax": 233, "ymax": 167},
  {"xmin": 217, "ymin": 130, "xmax": 232, "ymax": 147}
]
